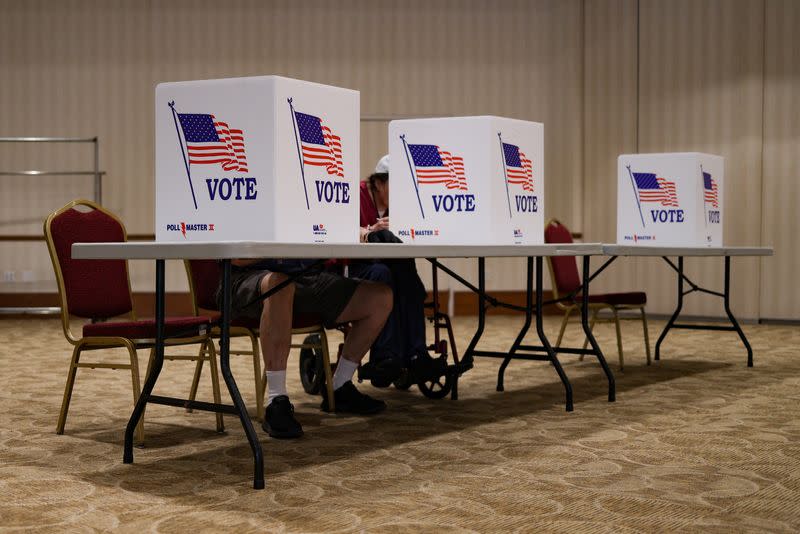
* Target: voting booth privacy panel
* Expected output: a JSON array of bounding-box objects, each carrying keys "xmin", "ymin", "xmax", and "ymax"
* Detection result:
[
  {"xmin": 617, "ymin": 153, "xmax": 724, "ymax": 247},
  {"xmin": 388, "ymin": 116, "xmax": 544, "ymax": 245},
  {"xmin": 155, "ymin": 76, "xmax": 359, "ymax": 243}
]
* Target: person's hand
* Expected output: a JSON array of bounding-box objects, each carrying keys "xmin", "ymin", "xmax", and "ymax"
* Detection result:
[{"xmin": 370, "ymin": 217, "xmax": 390, "ymax": 232}]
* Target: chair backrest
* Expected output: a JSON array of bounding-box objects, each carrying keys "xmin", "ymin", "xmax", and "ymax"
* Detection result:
[
  {"xmin": 544, "ymin": 219, "xmax": 581, "ymax": 299},
  {"xmin": 184, "ymin": 259, "xmax": 221, "ymax": 314},
  {"xmin": 43, "ymin": 199, "xmax": 134, "ymax": 341}
]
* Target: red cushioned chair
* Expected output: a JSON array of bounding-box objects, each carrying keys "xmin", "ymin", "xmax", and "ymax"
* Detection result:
[
  {"xmin": 184, "ymin": 259, "xmax": 336, "ymax": 419},
  {"xmin": 44, "ymin": 199, "xmax": 221, "ymax": 443},
  {"xmin": 545, "ymin": 219, "xmax": 651, "ymax": 370}
]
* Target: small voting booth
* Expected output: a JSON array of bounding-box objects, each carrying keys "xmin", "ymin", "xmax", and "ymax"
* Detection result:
[
  {"xmin": 155, "ymin": 76, "xmax": 359, "ymax": 243},
  {"xmin": 388, "ymin": 116, "xmax": 544, "ymax": 245},
  {"xmin": 617, "ymin": 153, "xmax": 724, "ymax": 246}
]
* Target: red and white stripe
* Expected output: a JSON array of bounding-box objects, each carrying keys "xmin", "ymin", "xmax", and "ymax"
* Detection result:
[
  {"xmin": 639, "ymin": 177, "xmax": 678, "ymax": 207},
  {"xmin": 186, "ymin": 117, "xmax": 248, "ymax": 172},
  {"xmin": 704, "ymin": 181, "xmax": 719, "ymax": 208},
  {"xmin": 506, "ymin": 151, "xmax": 534, "ymax": 192},
  {"xmin": 301, "ymin": 126, "xmax": 343, "ymax": 178},
  {"xmin": 416, "ymin": 149, "xmax": 468, "ymax": 191}
]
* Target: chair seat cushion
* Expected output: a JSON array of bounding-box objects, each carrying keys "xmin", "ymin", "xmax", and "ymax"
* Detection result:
[
  {"xmin": 583, "ymin": 291, "xmax": 647, "ymax": 306},
  {"xmin": 83, "ymin": 316, "xmax": 211, "ymax": 339}
]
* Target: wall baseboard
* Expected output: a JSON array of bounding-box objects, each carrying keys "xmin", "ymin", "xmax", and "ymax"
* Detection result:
[{"xmin": 0, "ymin": 290, "xmax": 562, "ymax": 318}]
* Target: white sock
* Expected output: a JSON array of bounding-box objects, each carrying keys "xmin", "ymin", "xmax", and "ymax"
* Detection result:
[
  {"xmin": 332, "ymin": 358, "xmax": 359, "ymax": 391},
  {"xmin": 266, "ymin": 370, "xmax": 288, "ymax": 405}
]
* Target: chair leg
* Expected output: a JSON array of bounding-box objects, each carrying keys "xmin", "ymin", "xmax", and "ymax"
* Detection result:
[
  {"xmin": 249, "ymin": 332, "xmax": 264, "ymax": 422},
  {"xmin": 204, "ymin": 340, "xmax": 225, "ymax": 433},
  {"xmin": 56, "ymin": 344, "xmax": 82, "ymax": 435},
  {"xmin": 320, "ymin": 330, "xmax": 335, "ymax": 412},
  {"xmin": 611, "ymin": 308, "xmax": 624, "ymax": 371},
  {"xmin": 555, "ymin": 307, "xmax": 573, "ymax": 348},
  {"xmin": 640, "ymin": 307, "xmax": 652, "ymax": 365},
  {"xmin": 130, "ymin": 345, "xmax": 145, "ymax": 444},
  {"xmin": 186, "ymin": 342, "xmax": 207, "ymax": 410},
  {"xmin": 580, "ymin": 308, "xmax": 599, "ymax": 361}
]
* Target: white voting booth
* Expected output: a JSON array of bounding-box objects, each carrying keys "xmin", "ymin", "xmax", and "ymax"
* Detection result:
[
  {"xmin": 155, "ymin": 76, "xmax": 359, "ymax": 243},
  {"xmin": 388, "ymin": 116, "xmax": 544, "ymax": 245},
  {"xmin": 617, "ymin": 153, "xmax": 724, "ymax": 247}
]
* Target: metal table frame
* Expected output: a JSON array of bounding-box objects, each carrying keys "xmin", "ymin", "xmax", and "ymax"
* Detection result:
[
  {"xmin": 72, "ymin": 241, "xmax": 603, "ymax": 489},
  {"xmin": 431, "ymin": 256, "xmax": 616, "ymax": 412},
  {"xmin": 598, "ymin": 246, "xmax": 774, "ymax": 367}
]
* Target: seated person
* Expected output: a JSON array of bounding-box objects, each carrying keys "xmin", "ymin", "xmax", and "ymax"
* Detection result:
[
  {"xmin": 218, "ymin": 259, "xmax": 392, "ymax": 439},
  {"xmin": 352, "ymin": 155, "xmax": 444, "ymax": 384}
]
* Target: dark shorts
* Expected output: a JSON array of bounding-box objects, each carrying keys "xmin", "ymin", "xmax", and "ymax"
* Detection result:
[{"xmin": 221, "ymin": 267, "xmax": 360, "ymax": 328}]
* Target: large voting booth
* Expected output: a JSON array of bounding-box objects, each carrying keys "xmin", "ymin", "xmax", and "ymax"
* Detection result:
[
  {"xmin": 388, "ymin": 116, "xmax": 544, "ymax": 245},
  {"xmin": 617, "ymin": 152, "xmax": 724, "ymax": 247},
  {"xmin": 155, "ymin": 76, "xmax": 360, "ymax": 243}
]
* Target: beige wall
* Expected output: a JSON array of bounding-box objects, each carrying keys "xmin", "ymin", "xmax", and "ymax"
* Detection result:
[{"xmin": 1, "ymin": 0, "xmax": 797, "ymax": 319}]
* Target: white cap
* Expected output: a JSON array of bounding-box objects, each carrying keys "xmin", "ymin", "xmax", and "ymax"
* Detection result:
[{"xmin": 375, "ymin": 154, "xmax": 390, "ymax": 174}]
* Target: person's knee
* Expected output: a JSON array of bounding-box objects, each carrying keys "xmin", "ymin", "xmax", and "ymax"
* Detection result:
[
  {"xmin": 260, "ymin": 272, "xmax": 295, "ymax": 304},
  {"xmin": 261, "ymin": 271, "xmax": 289, "ymax": 291}
]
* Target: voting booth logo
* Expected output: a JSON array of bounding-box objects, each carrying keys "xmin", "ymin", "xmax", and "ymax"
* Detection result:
[
  {"xmin": 289, "ymin": 98, "xmax": 349, "ymax": 211},
  {"xmin": 169, "ymin": 101, "xmax": 257, "ymax": 211},
  {"xmin": 399, "ymin": 134, "xmax": 473, "ymax": 219},
  {"xmin": 702, "ymin": 167, "xmax": 721, "ymax": 226},
  {"xmin": 499, "ymin": 133, "xmax": 537, "ymax": 218},
  {"xmin": 625, "ymin": 165, "xmax": 682, "ymax": 227}
]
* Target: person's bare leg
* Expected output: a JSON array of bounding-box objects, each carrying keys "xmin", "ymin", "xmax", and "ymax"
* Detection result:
[
  {"xmin": 323, "ymin": 280, "xmax": 393, "ymax": 414},
  {"xmin": 260, "ymin": 272, "xmax": 295, "ymax": 372},
  {"xmin": 259, "ymin": 272, "xmax": 303, "ymax": 438},
  {"xmin": 335, "ymin": 281, "xmax": 393, "ymax": 364}
]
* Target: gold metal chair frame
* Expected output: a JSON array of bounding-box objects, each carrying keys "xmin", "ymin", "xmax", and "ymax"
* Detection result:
[
  {"xmin": 545, "ymin": 219, "xmax": 651, "ymax": 371},
  {"xmin": 44, "ymin": 199, "xmax": 222, "ymax": 443},
  {"xmin": 184, "ymin": 260, "xmax": 263, "ymax": 420}
]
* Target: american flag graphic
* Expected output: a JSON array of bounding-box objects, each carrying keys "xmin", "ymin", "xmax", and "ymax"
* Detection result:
[
  {"xmin": 633, "ymin": 172, "xmax": 679, "ymax": 207},
  {"xmin": 294, "ymin": 111, "xmax": 343, "ymax": 178},
  {"xmin": 502, "ymin": 142, "xmax": 534, "ymax": 192},
  {"xmin": 703, "ymin": 171, "xmax": 719, "ymax": 208},
  {"xmin": 408, "ymin": 144, "xmax": 468, "ymax": 190},
  {"xmin": 177, "ymin": 113, "xmax": 248, "ymax": 172}
]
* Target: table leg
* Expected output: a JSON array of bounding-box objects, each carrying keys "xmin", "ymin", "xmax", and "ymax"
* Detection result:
[
  {"xmin": 123, "ymin": 258, "xmax": 166, "ymax": 464},
  {"xmin": 723, "ymin": 256, "xmax": 753, "ymax": 367},
  {"xmin": 655, "ymin": 256, "xmax": 684, "ymax": 361},
  {"xmin": 454, "ymin": 257, "xmax": 486, "ymax": 400},
  {"xmin": 219, "ymin": 260, "xmax": 265, "ymax": 489},
  {"xmin": 535, "ymin": 256, "xmax": 573, "ymax": 412},
  {"xmin": 581, "ymin": 256, "xmax": 615, "ymax": 402},
  {"xmin": 497, "ymin": 257, "xmax": 534, "ymax": 392}
]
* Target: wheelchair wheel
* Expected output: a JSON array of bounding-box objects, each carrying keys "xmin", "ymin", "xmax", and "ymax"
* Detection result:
[
  {"xmin": 417, "ymin": 369, "xmax": 453, "ymax": 399},
  {"xmin": 299, "ymin": 334, "xmax": 325, "ymax": 395},
  {"xmin": 393, "ymin": 369, "xmax": 414, "ymax": 390}
]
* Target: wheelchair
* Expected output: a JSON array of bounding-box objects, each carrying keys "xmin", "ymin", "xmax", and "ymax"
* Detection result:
[{"xmin": 298, "ymin": 263, "xmax": 461, "ymax": 399}]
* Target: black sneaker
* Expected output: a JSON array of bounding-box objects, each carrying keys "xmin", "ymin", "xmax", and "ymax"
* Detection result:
[
  {"xmin": 358, "ymin": 359, "xmax": 403, "ymax": 388},
  {"xmin": 262, "ymin": 395, "xmax": 303, "ymax": 439},
  {"xmin": 409, "ymin": 352, "xmax": 447, "ymax": 383},
  {"xmin": 321, "ymin": 381, "xmax": 387, "ymax": 414}
]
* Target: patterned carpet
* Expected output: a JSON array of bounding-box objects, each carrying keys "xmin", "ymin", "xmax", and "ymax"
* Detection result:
[{"xmin": 1, "ymin": 315, "xmax": 799, "ymax": 533}]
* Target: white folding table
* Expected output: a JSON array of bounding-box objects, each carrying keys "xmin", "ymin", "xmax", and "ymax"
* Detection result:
[
  {"xmin": 72, "ymin": 241, "xmax": 605, "ymax": 489},
  {"xmin": 597, "ymin": 245, "xmax": 774, "ymax": 366}
]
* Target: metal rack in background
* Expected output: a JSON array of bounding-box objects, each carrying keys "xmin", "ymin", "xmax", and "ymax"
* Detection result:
[{"xmin": 0, "ymin": 137, "xmax": 105, "ymax": 314}]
